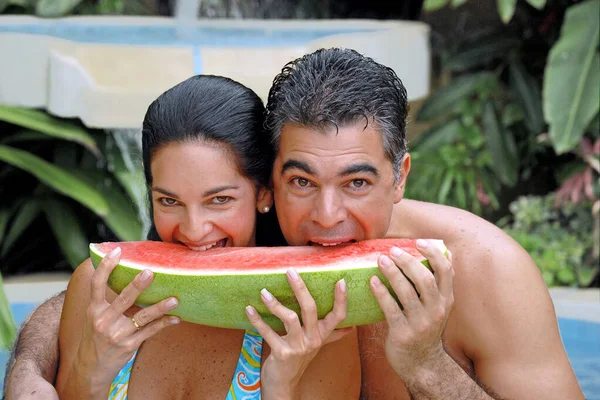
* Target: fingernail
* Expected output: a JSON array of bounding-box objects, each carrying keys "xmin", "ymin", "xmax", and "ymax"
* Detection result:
[
  {"xmin": 170, "ymin": 317, "xmax": 180, "ymax": 325},
  {"xmin": 416, "ymin": 239, "xmax": 428, "ymax": 248},
  {"xmin": 109, "ymin": 247, "xmax": 121, "ymax": 258},
  {"xmin": 140, "ymin": 270, "xmax": 152, "ymax": 281},
  {"xmin": 245, "ymin": 305, "xmax": 256, "ymax": 316},
  {"xmin": 391, "ymin": 247, "xmax": 404, "ymax": 258},
  {"xmin": 371, "ymin": 276, "xmax": 382, "ymax": 288},
  {"xmin": 287, "ymin": 267, "xmax": 299, "ymax": 281},
  {"xmin": 339, "ymin": 278, "xmax": 347, "ymax": 293},
  {"xmin": 167, "ymin": 298, "xmax": 178, "ymax": 308},
  {"xmin": 380, "ymin": 255, "xmax": 392, "ymax": 268},
  {"xmin": 261, "ymin": 288, "xmax": 274, "ymax": 302}
]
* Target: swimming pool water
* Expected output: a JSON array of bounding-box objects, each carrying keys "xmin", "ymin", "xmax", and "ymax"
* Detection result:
[
  {"xmin": 1, "ymin": 303, "xmax": 599, "ymax": 397},
  {"xmin": 0, "ymin": 23, "xmax": 376, "ymax": 47}
]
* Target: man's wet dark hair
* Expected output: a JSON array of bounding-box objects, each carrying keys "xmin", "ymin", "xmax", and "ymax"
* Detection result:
[
  {"xmin": 264, "ymin": 48, "xmax": 409, "ymax": 179},
  {"xmin": 141, "ymin": 75, "xmax": 283, "ymax": 244}
]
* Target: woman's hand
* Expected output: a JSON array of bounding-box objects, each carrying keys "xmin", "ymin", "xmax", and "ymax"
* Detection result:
[
  {"xmin": 69, "ymin": 247, "xmax": 180, "ymax": 398},
  {"xmin": 245, "ymin": 268, "xmax": 351, "ymax": 400}
]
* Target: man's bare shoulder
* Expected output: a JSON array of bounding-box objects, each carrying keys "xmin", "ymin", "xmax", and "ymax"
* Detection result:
[{"xmin": 390, "ymin": 199, "xmax": 537, "ymax": 276}]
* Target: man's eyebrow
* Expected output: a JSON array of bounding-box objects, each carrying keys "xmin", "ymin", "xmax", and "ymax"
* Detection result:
[
  {"xmin": 281, "ymin": 159, "xmax": 316, "ymax": 176},
  {"xmin": 339, "ymin": 163, "xmax": 380, "ymax": 178}
]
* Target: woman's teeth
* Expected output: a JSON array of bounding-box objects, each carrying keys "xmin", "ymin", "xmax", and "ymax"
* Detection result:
[{"xmin": 187, "ymin": 239, "xmax": 227, "ymax": 251}]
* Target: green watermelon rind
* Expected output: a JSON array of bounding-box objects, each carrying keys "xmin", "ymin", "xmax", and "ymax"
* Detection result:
[{"xmin": 89, "ymin": 240, "xmax": 447, "ymax": 331}]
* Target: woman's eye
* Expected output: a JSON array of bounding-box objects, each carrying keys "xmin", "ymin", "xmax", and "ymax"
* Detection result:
[
  {"xmin": 212, "ymin": 196, "xmax": 231, "ymax": 204},
  {"xmin": 159, "ymin": 197, "xmax": 179, "ymax": 206}
]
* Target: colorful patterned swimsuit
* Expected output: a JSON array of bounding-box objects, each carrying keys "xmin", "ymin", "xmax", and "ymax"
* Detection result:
[{"xmin": 109, "ymin": 329, "xmax": 263, "ymax": 399}]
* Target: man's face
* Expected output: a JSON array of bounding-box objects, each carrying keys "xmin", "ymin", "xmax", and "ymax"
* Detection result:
[{"xmin": 272, "ymin": 122, "xmax": 410, "ymax": 246}]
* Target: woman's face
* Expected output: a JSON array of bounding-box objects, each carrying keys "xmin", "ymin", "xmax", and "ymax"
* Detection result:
[{"xmin": 150, "ymin": 141, "xmax": 272, "ymax": 250}]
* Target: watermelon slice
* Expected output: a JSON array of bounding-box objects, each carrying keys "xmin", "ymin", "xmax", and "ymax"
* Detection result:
[{"xmin": 89, "ymin": 238, "xmax": 446, "ymax": 331}]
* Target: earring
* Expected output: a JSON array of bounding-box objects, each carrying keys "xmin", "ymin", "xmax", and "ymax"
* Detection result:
[{"xmin": 262, "ymin": 206, "xmax": 270, "ymax": 213}]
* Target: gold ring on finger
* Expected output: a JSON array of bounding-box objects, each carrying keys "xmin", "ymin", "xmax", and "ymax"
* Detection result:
[{"xmin": 131, "ymin": 315, "xmax": 141, "ymax": 330}]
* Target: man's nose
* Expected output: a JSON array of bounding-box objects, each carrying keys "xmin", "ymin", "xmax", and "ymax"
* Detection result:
[
  {"xmin": 179, "ymin": 207, "xmax": 213, "ymax": 242},
  {"xmin": 310, "ymin": 187, "xmax": 347, "ymax": 229}
]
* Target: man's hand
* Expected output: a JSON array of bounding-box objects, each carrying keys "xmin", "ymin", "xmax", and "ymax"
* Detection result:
[
  {"xmin": 369, "ymin": 239, "xmax": 454, "ymax": 382},
  {"xmin": 4, "ymin": 361, "xmax": 59, "ymax": 400},
  {"xmin": 3, "ymin": 291, "xmax": 65, "ymax": 400}
]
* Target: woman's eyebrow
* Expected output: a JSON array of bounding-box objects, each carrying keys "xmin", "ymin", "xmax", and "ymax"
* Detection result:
[
  {"xmin": 202, "ymin": 185, "xmax": 239, "ymax": 197},
  {"xmin": 151, "ymin": 186, "xmax": 179, "ymax": 198}
]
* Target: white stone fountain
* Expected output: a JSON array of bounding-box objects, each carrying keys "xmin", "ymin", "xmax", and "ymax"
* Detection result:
[{"xmin": 0, "ymin": 1, "xmax": 431, "ymax": 129}]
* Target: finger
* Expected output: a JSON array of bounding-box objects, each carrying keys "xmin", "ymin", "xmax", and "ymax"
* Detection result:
[
  {"xmin": 91, "ymin": 247, "xmax": 121, "ymax": 306},
  {"xmin": 260, "ymin": 288, "xmax": 303, "ymax": 338},
  {"xmin": 369, "ymin": 275, "xmax": 406, "ymax": 328},
  {"xmin": 287, "ymin": 268, "xmax": 318, "ymax": 335},
  {"xmin": 416, "ymin": 239, "xmax": 454, "ymax": 299},
  {"xmin": 123, "ymin": 297, "xmax": 179, "ymax": 334},
  {"xmin": 106, "ymin": 269, "xmax": 155, "ymax": 318},
  {"xmin": 245, "ymin": 305, "xmax": 285, "ymax": 350},
  {"xmin": 132, "ymin": 315, "xmax": 180, "ymax": 345},
  {"xmin": 323, "ymin": 327, "xmax": 354, "ymax": 345},
  {"xmin": 390, "ymin": 246, "xmax": 439, "ymax": 305},
  {"xmin": 378, "ymin": 254, "xmax": 421, "ymax": 315},
  {"xmin": 319, "ymin": 279, "xmax": 348, "ymax": 337}
]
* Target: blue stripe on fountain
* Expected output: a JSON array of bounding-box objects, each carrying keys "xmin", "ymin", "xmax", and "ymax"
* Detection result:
[{"xmin": 0, "ymin": 24, "xmax": 376, "ymax": 47}]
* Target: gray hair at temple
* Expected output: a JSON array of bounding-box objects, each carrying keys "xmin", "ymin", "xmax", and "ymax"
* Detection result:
[{"xmin": 264, "ymin": 48, "xmax": 409, "ymax": 181}]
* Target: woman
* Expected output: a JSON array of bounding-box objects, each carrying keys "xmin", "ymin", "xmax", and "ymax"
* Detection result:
[{"xmin": 55, "ymin": 75, "xmax": 361, "ymax": 399}]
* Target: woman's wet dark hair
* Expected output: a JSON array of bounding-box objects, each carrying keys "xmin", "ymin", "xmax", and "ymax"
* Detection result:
[{"xmin": 142, "ymin": 75, "xmax": 284, "ymax": 246}]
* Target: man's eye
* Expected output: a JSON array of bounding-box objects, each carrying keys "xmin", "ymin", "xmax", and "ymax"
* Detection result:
[
  {"xmin": 212, "ymin": 196, "xmax": 231, "ymax": 204},
  {"xmin": 350, "ymin": 179, "xmax": 368, "ymax": 189},
  {"xmin": 294, "ymin": 178, "xmax": 311, "ymax": 188},
  {"xmin": 159, "ymin": 197, "xmax": 178, "ymax": 206}
]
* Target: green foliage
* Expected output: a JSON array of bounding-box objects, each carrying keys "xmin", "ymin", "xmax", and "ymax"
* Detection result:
[
  {"xmin": 497, "ymin": 0, "xmax": 517, "ymax": 24},
  {"xmin": 500, "ymin": 194, "xmax": 598, "ymax": 287},
  {"xmin": 0, "ymin": 107, "xmax": 145, "ymax": 271},
  {"xmin": 1, "ymin": 0, "xmax": 152, "ymax": 16},
  {"xmin": 423, "ymin": 0, "xmax": 547, "ymax": 23},
  {"xmin": 543, "ymin": 0, "xmax": 600, "ymax": 154}
]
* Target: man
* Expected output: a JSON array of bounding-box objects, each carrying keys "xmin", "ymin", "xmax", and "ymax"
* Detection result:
[{"xmin": 4, "ymin": 48, "xmax": 583, "ymax": 399}]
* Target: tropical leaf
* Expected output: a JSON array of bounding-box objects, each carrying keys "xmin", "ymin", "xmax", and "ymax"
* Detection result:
[
  {"xmin": 423, "ymin": 0, "xmax": 449, "ymax": 11},
  {"xmin": 451, "ymin": 0, "xmax": 468, "ymax": 7},
  {"xmin": 0, "ymin": 106, "xmax": 98, "ymax": 155},
  {"xmin": 409, "ymin": 119, "xmax": 461, "ymax": 153},
  {"xmin": 35, "ymin": 0, "xmax": 83, "ymax": 17},
  {"xmin": 482, "ymin": 101, "xmax": 519, "ymax": 186},
  {"xmin": 417, "ymin": 73, "xmax": 494, "ymax": 121},
  {"xmin": 525, "ymin": 0, "xmax": 546, "ymax": 10},
  {"xmin": 0, "ymin": 272, "xmax": 16, "ymax": 350},
  {"xmin": 72, "ymin": 169, "xmax": 143, "ymax": 241},
  {"xmin": 0, "ymin": 208, "xmax": 10, "ymax": 244},
  {"xmin": 543, "ymin": 0, "xmax": 600, "ymax": 154},
  {"xmin": 438, "ymin": 170, "xmax": 456, "ymax": 204},
  {"xmin": 0, "ymin": 130, "xmax": 53, "ymax": 144},
  {"xmin": 588, "ymin": 112, "xmax": 600, "ymax": 135},
  {"xmin": 444, "ymin": 34, "xmax": 520, "ymax": 72},
  {"xmin": 497, "ymin": 0, "xmax": 517, "ymax": 23},
  {"xmin": 106, "ymin": 131, "xmax": 146, "ymax": 218},
  {"xmin": 0, "ymin": 145, "xmax": 109, "ymax": 216},
  {"xmin": 1, "ymin": 198, "xmax": 41, "ymax": 257},
  {"xmin": 44, "ymin": 199, "xmax": 89, "ymax": 268},
  {"xmin": 509, "ymin": 57, "xmax": 545, "ymax": 133}
]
